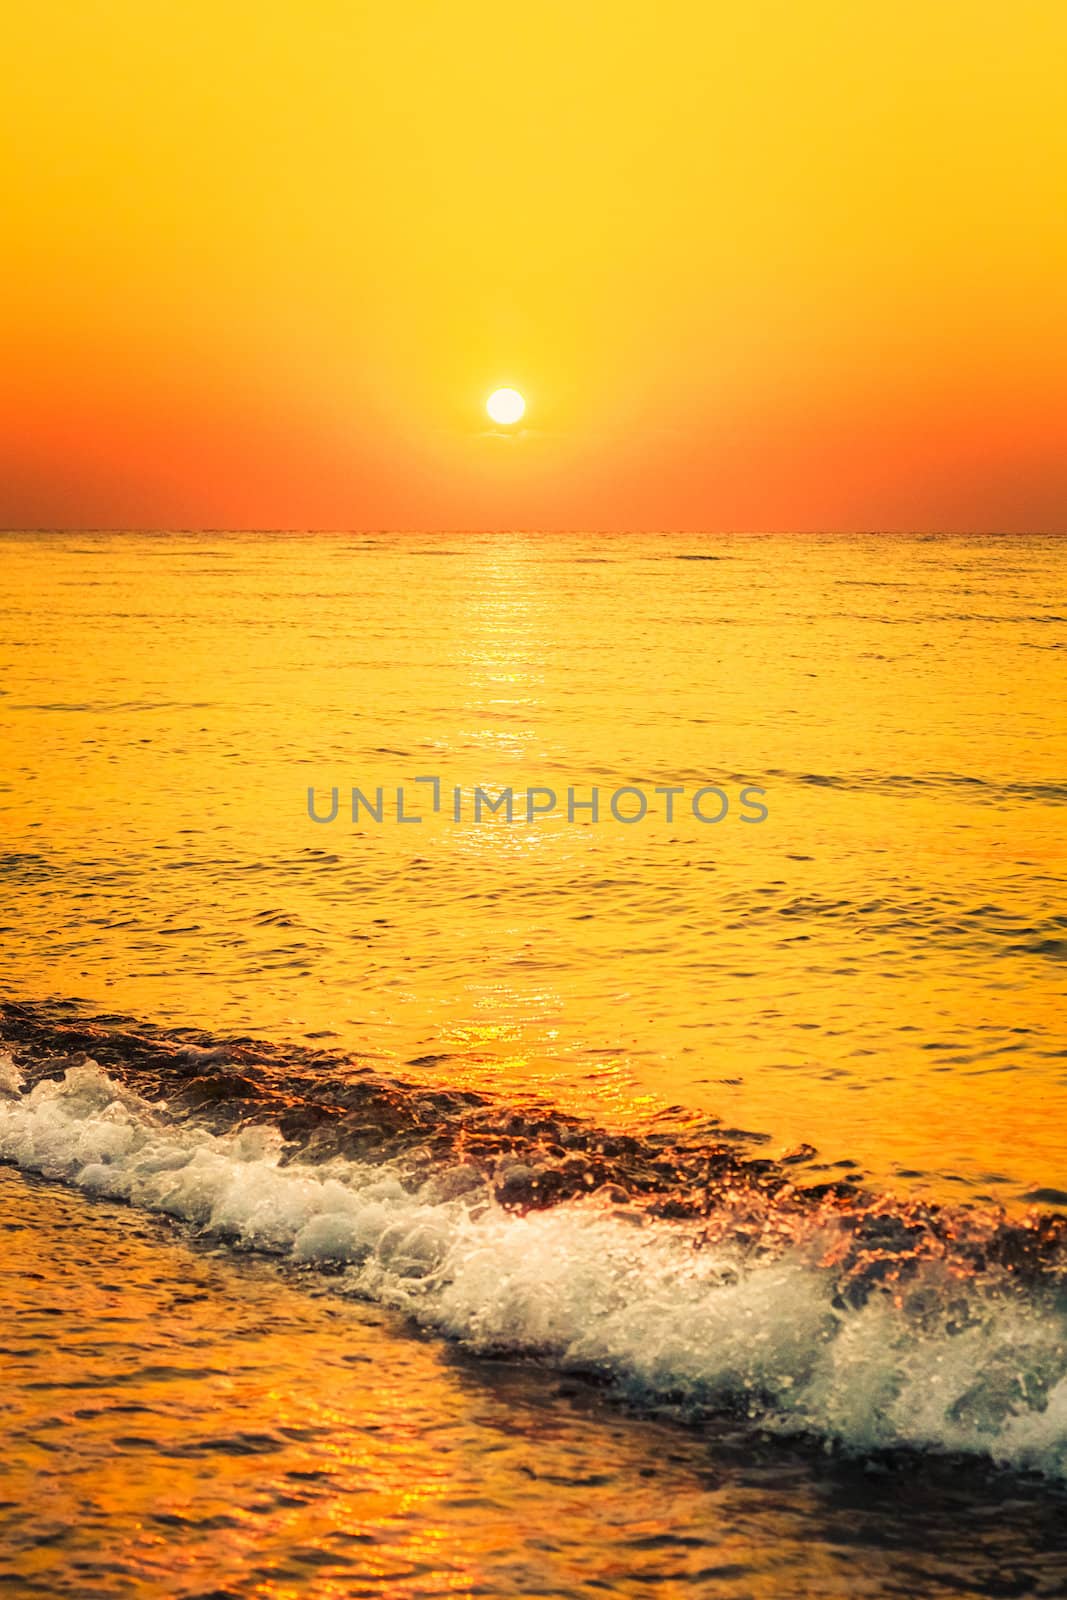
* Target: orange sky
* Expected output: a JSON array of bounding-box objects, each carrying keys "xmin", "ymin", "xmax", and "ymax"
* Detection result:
[{"xmin": 2, "ymin": 1, "xmax": 1066, "ymax": 531}]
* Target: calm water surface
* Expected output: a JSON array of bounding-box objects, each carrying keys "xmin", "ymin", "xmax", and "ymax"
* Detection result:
[{"xmin": 1, "ymin": 529, "xmax": 1064, "ymax": 1197}]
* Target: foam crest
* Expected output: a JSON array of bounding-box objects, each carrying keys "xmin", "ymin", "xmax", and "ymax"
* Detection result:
[{"xmin": 2, "ymin": 1052, "xmax": 1066, "ymax": 1479}]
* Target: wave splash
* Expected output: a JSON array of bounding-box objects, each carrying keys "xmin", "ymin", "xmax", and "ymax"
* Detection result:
[{"xmin": 2, "ymin": 1005, "xmax": 1066, "ymax": 1480}]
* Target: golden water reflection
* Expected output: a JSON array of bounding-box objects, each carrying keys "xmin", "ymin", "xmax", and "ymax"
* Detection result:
[
  {"xmin": 0, "ymin": 530, "xmax": 1064, "ymax": 1205},
  {"xmin": 4, "ymin": 1168, "xmax": 1056, "ymax": 1600}
]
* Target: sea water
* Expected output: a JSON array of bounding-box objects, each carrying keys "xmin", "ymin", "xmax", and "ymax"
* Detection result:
[{"xmin": 1, "ymin": 529, "xmax": 1065, "ymax": 1595}]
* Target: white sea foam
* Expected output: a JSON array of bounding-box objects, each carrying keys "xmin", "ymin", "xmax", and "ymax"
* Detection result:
[{"xmin": 2, "ymin": 1052, "xmax": 1066, "ymax": 1478}]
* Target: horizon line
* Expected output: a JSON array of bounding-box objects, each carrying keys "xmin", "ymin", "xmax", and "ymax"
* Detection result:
[{"xmin": 3, "ymin": 527, "xmax": 1065, "ymax": 538}]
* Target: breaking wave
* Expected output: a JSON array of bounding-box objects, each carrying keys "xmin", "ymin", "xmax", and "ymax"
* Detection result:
[{"xmin": 2, "ymin": 1001, "xmax": 1066, "ymax": 1480}]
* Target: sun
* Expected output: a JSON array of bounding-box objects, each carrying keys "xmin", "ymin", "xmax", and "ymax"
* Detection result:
[{"xmin": 486, "ymin": 387, "xmax": 525, "ymax": 426}]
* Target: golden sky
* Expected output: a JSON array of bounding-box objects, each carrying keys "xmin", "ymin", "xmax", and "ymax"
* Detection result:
[{"xmin": 2, "ymin": 1, "xmax": 1065, "ymax": 531}]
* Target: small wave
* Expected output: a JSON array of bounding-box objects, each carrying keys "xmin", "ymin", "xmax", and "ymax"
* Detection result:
[
  {"xmin": 2, "ymin": 1003, "xmax": 1067, "ymax": 1479},
  {"xmin": 0, "ymin": 852, "xmax": 57, "ymax": 884},
  {"xmin": 666, "ymin": 767, "xmax": 1067, "ymax": 806},
  {"xmin": 772, "ymin": 769, "xmax": 1067, "ymax": 805}
]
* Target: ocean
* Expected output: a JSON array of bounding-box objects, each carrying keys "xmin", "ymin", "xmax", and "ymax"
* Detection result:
[{"xmin": 1, "ymin": 528, "xmax": 1065, "ymax": 1596}]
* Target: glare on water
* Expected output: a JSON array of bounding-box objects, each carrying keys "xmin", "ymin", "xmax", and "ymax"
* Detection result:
[{"xmin": 0, "ymin": 529, "xmax": 1064, "ymax": 1204}]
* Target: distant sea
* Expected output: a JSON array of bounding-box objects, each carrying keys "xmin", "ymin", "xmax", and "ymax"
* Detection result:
[{"xmin": 2, "ymin": 530, "xmax": 1066, "ymax": 1597}]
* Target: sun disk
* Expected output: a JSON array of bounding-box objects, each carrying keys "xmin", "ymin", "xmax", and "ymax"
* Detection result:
[{"xmin": 486, "ymin": 387, "xmax": 525, "ymax": 426}]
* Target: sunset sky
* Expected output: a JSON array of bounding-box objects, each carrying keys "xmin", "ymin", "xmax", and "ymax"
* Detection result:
[{"xmin": 2, "ymin": 1, "xmax": 1066, "ymax": 532}]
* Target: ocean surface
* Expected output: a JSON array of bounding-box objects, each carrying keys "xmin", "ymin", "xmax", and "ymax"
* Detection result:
[{"xmin": 1, "ymin": 529, "xmax": 1066, "ymax": 1596}]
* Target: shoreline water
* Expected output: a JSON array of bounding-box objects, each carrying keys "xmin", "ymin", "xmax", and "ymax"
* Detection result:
[
  {"xmin": 3, "ymin": 1000, "xmax": 1067, "ymax": 1486},
  {"xmin": 6, "ymin": 1163, "xmax": 1066, "ymax": 1600}
]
